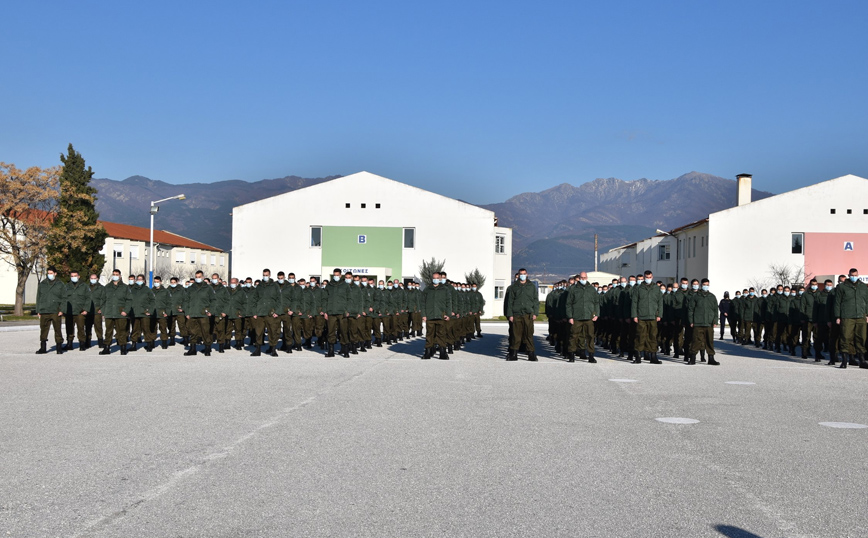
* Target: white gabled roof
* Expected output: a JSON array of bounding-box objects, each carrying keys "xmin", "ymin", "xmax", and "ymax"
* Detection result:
[{"xmin": 711, "ymin": 174, "xmax": 868, "ymax": 217}]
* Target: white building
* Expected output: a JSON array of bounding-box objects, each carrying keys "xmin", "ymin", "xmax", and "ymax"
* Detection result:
[
  {"xmin": 231, "ymin": 171, "xmax": 513, "ymax": 315},
  {"xmin": 600, "ymin": 174, "xmax": 868, "ymax": 297}
]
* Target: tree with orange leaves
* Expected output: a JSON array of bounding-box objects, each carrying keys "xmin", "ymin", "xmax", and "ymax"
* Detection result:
[{"xmin": 0, "ymin": 162, "xmax": 60, "ymax": 315}]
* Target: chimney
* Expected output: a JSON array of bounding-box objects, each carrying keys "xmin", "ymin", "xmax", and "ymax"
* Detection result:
[{"xmin": 736, "ymin": 173, "xmax": 752, "ymax": 206}]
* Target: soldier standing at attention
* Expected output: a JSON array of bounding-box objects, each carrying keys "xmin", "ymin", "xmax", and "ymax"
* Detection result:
[
  {"xmin": 35, "ymin": 266, "xmax": 67, "ymax": 355},
  {"xmin": 210, "ymin": 273, "xmax": 229, "ymax": 353},
  {"xmin": 168, "ymin": 277, "xmax": 187, "ymax": 347},
  {"xmin": 183, "ymin": 270, "xmax": 215, "ymax": 356},
  {"xmin": 347, "ymin": 274, "xmax": 365, "ymax": 355},
  {"xmin": 153, "ymin": 276, "xmax": 173, "ymax": 349},
  {"xmin": 85, "ymin": 273, "xmax": 105, "ymax": 349},
  {"xmin": 506, "ymin": 268, "xmax": 537, "ymax": 361},
  {"xmin": 274, "ymin": 272, "xmax": 292, "ymax": 354},
  {"xmin": 688, "ymin": 279, "xmax": 720, "ymax": 365},
  {"xmin": 799, "ymin": 282, "xmax": 817, "ymax": 358},
  {"xmin": 740, "ymin": 288, "xmax": 759, "ymax": 347},
  {"xmin": 100, "ymin": 269, "xmax": 132, "ymax": 355},
  {"xmin": 323, "ymin": 268, "xmax": 350, "ymax": 358},
  {"xmin": 565, "ymin": 271, "xmax": 600, "ymax": 363},
  {"xmin": 64, "ymin": 270, "xmax": 90, "ymax": 351},
  {"xmin": 421, "ymin": 272, "xmax": 451, "ymax": 360},
  {"xmin": 361, "ymin": 276, "xmax": 375, "ymax": 348},
  {"xmin": 472, "ymin": 283, "xmax": 484, "ymax": 337},
  {"xmin": 718, "ymin": 292, "xmax": 732, "ymax": 341},
  {"xmin": 834, "ymin": 268, "xmax": 868, "ymax": 369},
  {"xmin": 225, "ymin": 277, "xmax": 248, "ymax": 350},
  {"xmin": 814, "ymin": 280, "xmax": 833, "ymax": 363},
  {"xmin": 250, "ymin": 268, "xmax": 281, "ymax": 357},
  {"xmin": 297, "ymin": 278, "xmax": 315, "ymax": 349},
  {"xmin": 631, "ymin": 270, "xmax": 663, "ymax": 364},
  {"xmin": 129, "ymin": 274, "xmax": 156, "ymax": 352}
]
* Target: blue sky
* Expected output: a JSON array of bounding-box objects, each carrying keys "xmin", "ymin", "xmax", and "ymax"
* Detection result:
[{"xmin": 3, "ymin": 0, "xmax": 867, "ymax": 203}]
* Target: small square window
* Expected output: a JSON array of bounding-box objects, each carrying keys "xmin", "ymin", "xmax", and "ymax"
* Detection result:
[
  {"xmin": 375, "ymin": 203, "xmax": 381, "ymax": 209},
  {"xmin": 830, "ymin": 209, "xmax": 836, "ymax": 214},
  {"xmin": 345, "ymin": 203, "xmax": 350, "ymax": 208},
  {"xmin": 863, "ymin": 209, "xmax": 868, "ymax": 214},
  {"xmin": 361, "ymin": 203, "xmax": 366, "ymax": 209},
  {"xmin": 847, "ymin": 209, "xmax": 852, "ymax": 214}
]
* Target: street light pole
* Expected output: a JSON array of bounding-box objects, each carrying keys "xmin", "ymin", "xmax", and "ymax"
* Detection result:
[{"xmin": 149, "ymin": 194, "xmax": 186, "ymax": 287}]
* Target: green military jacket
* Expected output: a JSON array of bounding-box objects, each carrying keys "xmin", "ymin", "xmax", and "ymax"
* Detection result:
[
  {"xmin": 347, "ymin": 282, "xmax": 363, "ymax": 316},
  {"xmin": 309, "ymin": 286, "xmax": 323, "ymax": 316},
  {"xmin": 834, "ymin": 279, "xmax": 868, "ymax": 319},
  {"xmin": 620, "ymin": 284, "xmax": 635, "ymax": 319},
  {"xmin": 545, "ymin": 289, "xmax": 557, "ymax": 318},
  {"xmin": 184, "ymin": 281, "xmax": 215, "ymax": 318},
  {"xmin": 362, "ymin": 284, "xmax": 375, "ymax": 316},
  {"xmin": 36, "ymin": 278, "xmax": 67, "ymax": 314},
  {"xmin": 689, "ymin": 290, "xmax": 718, "ymax": 327},
  {"xmin": 774, "ymin": 294, "xmax": 791, "ymax": 322},
  {"xmin": 787, "ymin": 295, "xmax": 801, "ymax": 324},
  {"xmin": 211, "ymin": 283, "xmax": 229, "ymax": 316},
  {"xmin": 66, "ymin": 280, "xmax": 90, "ymax": 315},
  {"xmin": 153, "ymin": 285, "xmax": 173, "ymax": 318},
  {"xmin": 799, "ymin": 290, "xmax": 816, "ymax": 323},
  {"xmin": 224, "ymin": 286, "xmax": 247, "ymax": 319},
  {"xmin": 740, "ymin": 295, "xmax": 759, "ymax": 322},
  {"xmin": 101, "ymin": 281, "xmax": 133, "ymax": 319},
  {"xmin": 169, "ymin": 284, "xmax": 186, "ymax": 314},
  {"xmin": 506, "ymin": 280, "xmax": 536, "ymax": 317},
  {"xmin": 129, "ymin": 283, "xmax": 155, "ymax": 318},
  {"xmin": 762, "ymin": 293, "xmax": 777, "ymax": 322},
  {"xmin": 631, "ymin": 282, "xmax": 663, "ymax": 321},
  {"xmin": 421, "ymin": 284, "xmax": 452, "ymax": 320},
  {"xmin": 299, "ymin": 286, "xmax": 315, "ymax": 318},
  {"xmin": 813, "ymin": 289, "xmax": 832, "ymax": 324},
  {"xmin": 88, "ymin": 282, "xmax": 105, "ymax": 314},
  {"xmin": 252, "ymin": 279, "xmax": 281, "ymax": 317},
  {"xmin": 565, "ymin": 282, "xmax": 600, "ymax": 321},
  {"xmin": 325, "ymin": 279, "xmax": 350, "ymax": 315},
  {"xmin": 371, "ymin": 287, "xmax": 385, "ymax": 316}
]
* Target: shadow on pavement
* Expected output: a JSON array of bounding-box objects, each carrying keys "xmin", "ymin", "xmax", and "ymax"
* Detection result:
[{"xmin": 713, "ymin": 524, "xmax": 764, "ymax": 538}]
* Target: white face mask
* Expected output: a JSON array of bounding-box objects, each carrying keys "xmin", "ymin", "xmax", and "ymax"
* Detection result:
[
  {"xmin": 48, "ymin": 273, "xmax": 56, "ymax": 280},
  {"xmin": 70, "ymin": 276, "xmax": 79, "ymax": 283},
  {"xmin": 194, "ymin": 278, "xmax": 202, "ymax": 284},
  {"xmin": 90, "ymin": 278, "xmax": 98, "ymax": 285},
  {"xmin": 262, "ymin": 276, "xmax": 270, "ymax": 282},
  {"xmin": 680, "ymin": 283, "xmax": 687, "ymax": 289},
  {"xmin": 230, "ymin": 283, "xmax": 237, "ymax": 289},
  {"xmin": 277, "ymin": 278, "xmax": 285, "ymax": 284},
  {"xmin": 579, "ymin": 279, "xmax": 587, "ymax": 285},
  {"xmin": 692, "ymin": 285, "xmax": 699, "ymax": 291},
  {"xmin": 154, "ymin": 282, "xmax": 161, "ymax": 288},
  {"xmin": 660, "ymin": 288, "xmax": 666, "ymax": 294},
  {"xmin": 333, "ymin": 275, "xmax": 341, "ymax": 282},
  {"xmin": 472, "ymin": 287, "xmax": 477, "ymax": 291},
  {"xmin": 387, "ymin": 285, "xmax": 393, "ymax": 290},
  {"xmin": 378, "ymin": 285, "xmax": 384, "ymax": 290},
  {"xmin": 345, "ymin": 278, "xmax": 352, "ymax": 284},
  {"xmin": 136, "ymin": 280, "xmax": 145, "ymax": 286},
  {"xmin": 432, "ymin": 278, "xmax": 439, "ymax": 285},
  {"xmin": 211, "ymin": 279, "xmax": 219, "ymax": 285},
  {"xmin": 629, "ymin": 281, "xmax": 636, "ymax": 287},
  {"xmin": 361, "ymin": 281, "xmax": 367, "ymax": 287},
  {"xmin": 354, "ymin": 280, "xmax": 360, "ymax": 286},
  {"xmin": 128, "ymin": 280, "xmax": 135, "ymax": 285},
  {"xmin": 702, "ymin": 285, "xmax": 709, "ymax": 291},
  {"xmin": 184, "ymin": 283, "xmax": 190, "ymax": 288},
  {"xmin": 112, "ymin": 275, "xmax": 119, "ymax": 282},
  {"xmin": 288, "ymin": 278, "xmax": 295, "ymax": 284},
  {"xmin": 644, "ymin": 278, "xmax": 652, "ymax": 284},
  {"xmin": 170, "ymin": 283, "xmax": 177, "ymax": 287},
  {"xmin": 850, "ymin": 275, "xmax": 859, "ymax": 282}
]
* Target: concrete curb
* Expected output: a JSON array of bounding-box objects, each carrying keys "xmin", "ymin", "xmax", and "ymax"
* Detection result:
[{"xmin": 0, "ymin": 325, "xmax": 40, "ymax": 333}]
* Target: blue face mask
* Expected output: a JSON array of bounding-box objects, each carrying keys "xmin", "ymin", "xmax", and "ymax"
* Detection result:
[
  {"xmin": 749, "ymin": 291, "xmax": 755, "ymax": 296},
  {"xmin": 692, "ymin": 285, "xmax": 699, "ymax": 291},
  {"xmin": 345, "ymin": 278, "xmax": 352, "ymax": 284},
  {"xmin": 629, "ymin": 281, "xmax": 636, "ymax": 287},
  {"xmin": 519, "ymin": 274, "xmax": 527, "ymax": 281},
  {"xmin": 702, "ymin": 285, "xmax": 709, "ymax": 291},
  {"xmin": 333, "ymin": 275, "xmax": 341, "ymax": 282},
  {"xmin": 432, "ymin": 278, "xmax": 439, "ymax": 285},
  {"xmin": 378, "ymin": 285, "xmax": 384, "ymax": 290},
  {"xmin": 826, "ymin": 285, "xmax": 833, "ymax": 291},
  {"xmin": 48, "ymin": 274, "xmax": 56, "ymax": 280},
  {"xmin": 194, "ymin": 278, "xmax": 202, "ymax": 284},
  {"xmin": 850, "ymin": 275, "xmax": 859, "ymax": 283},
  {"xmin": 387, "ymin": 285, "xmax": 393, "ymax": 290}
]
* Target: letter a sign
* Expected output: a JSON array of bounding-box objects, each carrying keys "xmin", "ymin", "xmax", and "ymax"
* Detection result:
[{"xmin": 844, "ymin": 241, "xmax": 854, "ymax": 251}]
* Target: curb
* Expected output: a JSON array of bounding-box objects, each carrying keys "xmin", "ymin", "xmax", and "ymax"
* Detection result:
[{"xmin": 0, "ymin": 325, "xmax": 40, "ymax": 333}]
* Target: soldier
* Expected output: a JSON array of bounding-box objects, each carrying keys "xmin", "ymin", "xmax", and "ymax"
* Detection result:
[
  {"xmin": 718, "ymin": 292, "xmax": 732, "ymax": 341},
  {"xmin": 410, "ymin": 281, "xmax": 423, "ymax": 338},
  {"xmin": 394, "ymin": 278, "xmax": 408, "ymax": 341},
  {"xmin": 129, "ymin": 274, "xmax": 156, "ymax": 352},
  {"xmin": 64, "ymin": 270, "xmax": 90, "ymax": 351},
  {"xmin": 688, "ymin": 278, "xmax": 719, "ymax": 365},
  {"xmin": 545, "ymin": 282, "xmax": 560, "ymax": 349},
  {"xmin": 814, "ymin": 280, "xmax": 833, "ymax": 363},
  {"xmin": 309, "ymin": 277, "xmax": 325, "ymax": 349},
  {"xmin": 751, "ymin": 288, "xmax": 765, "ymax": 348},
  {"xmin": 834, "ymin": 268, "xmax": 868, "ymax": 369},
  {"xmin": 471, "ymin": 283, "xmax": 484, "ymax": 338},
  {"xmin": 631, "ymin": 270, "xmax": 662, "ymax": 364},
  {"xmin": 274, "ymin": 271, "xmax": 293, "ymax": 354},
  {"xmin": 565, "ymin": 271, "xmax": 600, "ymax": 363},
  {"xmin": 828, "ymin": 275, "xmax": 848, "ymax": 365},
  {"xmin": 371, "ymin": 279, "xmax": 386, "ymax": 347},
  {"xmin": 762, "ymin": 287, "xmax": 777, "ymax": 350},
  {"xmin": 241, "ymin": 277, "xmax": 255, "ymax": 345},
  {"xmin": 210, "ymin": 273, "xmax": 230, "ymax": 353},
  {"xmin": 381, "ymin": 279, "xmax": 396, "ymax": 345},
  {"xmin": 506, "ymin": 268, "xmax": 537, "ymax": 361},
  {"xmin": 168, "ymin": 277, "xmax": 187, "ymax": 346},
  {"xmin": 361, "ymin": 276, "xmax": 375, "ymax": 348},
  {"xmin": 35, "ymin": 266, "xmax": 67, "ymax": 354},
  {"xmin": 85, "ymin": 273, "xmax": 105, "ymax": 349},
  {"xmin": 285, "ymin": 273, "xmax": 305, "ymax": 352},
  {"xmin": 225, "ymin": 277, "xmax": 248, "ymax": 350},
  {"xmin": 787, "ymin": 287, "xmax": 802, "ymax": 356},
  {"xmin": 323, "ymin": 268, "xmax": 350, "ymax": 358},
  {"xmin": 421, "ymin": 272, "xmax": 452, "ymax": 360},
  {"xmin": 297, "ymin": 278, "xmax": 316, "ymax": 349},
  {"xmin": 183, "ymin": 270, "xmax": 215, "ymax": 356},
  {"xmin": 153, "ymin": 276, "xmax": 173, "ymax": 349},
  {"xmin": 660, "ymin": 284, "xmax": 675, "ymax": 355},
  {"xmin": 250, "ymin": 268, "xmax": 281, "ymax": 357},
  {"xmin": 798, "ymin": 281, "xmax": 817, "ymax": 358},
  {"xmin": 740, "ymin": 288, "xmax": 759, "ymax": 346},
  {"xmin": 773, "ymin": 285, "xmax": 790, "ymax": 353},
  {"xmin": 620, "ymin": 276, "xmax": 638, "ymax": 361},
  {"xmin": 346, "ymin": 274, "xmax": 365, "ymax": 354},
  {"xmin": 100, "ymin": 269, "xmax": 132, "ymax": 355}
]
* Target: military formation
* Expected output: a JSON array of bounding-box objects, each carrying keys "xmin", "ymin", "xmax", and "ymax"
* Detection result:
[{"xmin": 34, "ymin": 266, "xmax": 486, "ymax": 361}]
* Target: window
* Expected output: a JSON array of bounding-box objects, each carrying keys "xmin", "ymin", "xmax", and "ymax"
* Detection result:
[
  {"xmin": 375, "ymin": 203, "xmax": 381, "ymax": 209},
  {"xmin": 210, "ymin": 254, "xmax": 216, "ymax": 265},
  {"xmin": 361, "ymin": 203, "xmax": 366, "ymax": 209},
  {"xmin": 495, "ymin": 235, "xmax": 506, "ymax": 254},
  {"xmin": 219, "ymin": 256, "xmax": 225, "ymax": 267},
  {"xmin": 345, "ymin": 203, "xmax": 350, "ymax": 208},
  {"xmin": 403, "ymin": 228, "xmax": 415, "ymax": 249},
  {"xmin": 792, "ymin": 233, "xmax": 804, "ymax": 254},
  {"xmin": 847, "ymin": 209, "xmax": 852, "ymax": 214},
  {"xmin": 831, "ymin": 209, "xmax": 836, "ymax": 214},
  {"xmin": 658, "ymin": 244, "xmax": 670, "ymax": 261},
  {"xmin": 113, "ymin": 244, "xmax": 123, "ymax": 258},
  {"xmin": 200, "ymin": 254, "xmax": 206, "ymax": 265},
  {"xmin": 129, "ymin": 245, "xmax": 139, "ymax": 259},
  {"xmin": 864, "ymin": 209, "xmax": 868, "ymax": 215},
  {"xmin": 176, "ymin": 251, "xmax": 185, "ymax": 264},
  {"xmin": 494, "ymin": 285, "xmax": 505, "ymax": 299},
  {"xmin": 311, "ymin": 227, "xmax": 322, "ymax": 247}
]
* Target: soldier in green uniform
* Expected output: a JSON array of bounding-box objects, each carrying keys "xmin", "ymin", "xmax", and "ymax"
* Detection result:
[
  {"xmin": 395, "ymin": 279, "xmax": 408, "ymax": 341},
  {"xmin": 411, "ymin": 282, "xmax": 423, "ymax": 338},
  {"xmin": 346, "ymin": 274, "xmax": 365, "ymax": 354},
  {"xmin": 471, "ymin": 283, "xmax": 484, "ymax": 338},
  {"xmin": 440, "ymin": 273, "xmax": 457, "ymax": 352},
  {"xmin": 506, "ymin": 268, "xmax": 537, "ymax": 361},
  {"xmin": 274, "ymin": 271, "xmax": 293, "ymax": 353},
  {"xmin": 296, "ymin": 278, "xmax": 315, "ymax": 349},
  {"xmin": 421, "ymin": 272, "xmax": 452, "ymax": 360},
  {"xmin": 740, "ymin": 288, "xmax": 759, "ymax": 347},
  {"xmin": 773, "ymin": 285, "xmax": 790, "ymax": 353},
  {"xmin": 167, "ymin": 277, "xmax": 187, "ymax": 347},
  {"xmin": 787, "ymin": 287, "xmax": 802, "ymax": 356},
  {"xmin": 250, "ymin": 268, "xmax": 281, "ymax": 357},
  {"xmin": 183, "ymin": 270, "xmax": 215, "ymax": 356},
  {"xmin": 834, "ymin": 268, "xmax": 868, "ymax": 369},
  {"xmin": 762, "ymin": 287, "xmax": 777, "ymax": 350},
  {"xmin": 152, "ymin": 276, "xmax": 173, "ymax": 349},
  {"xmin": 371, "ymin": 279, "xmax": 386, "ymax": 347},
  {"xmin": 209, "ymin": 273, "xmax": 229, "ymax": 353},
  {"xmin": 545, "ymin": 282, "xmax": 561, "ymax": 350},
  {"xmin": 451, "ymin": 281, "xmax": 465, "ymax": 351},
  {"xmin": 64, "ymin": 270, "xmax": 90, "ymax": 351},
  {"xmin": 681, "ymin": 279, "xmax": 699, "ymax": 361},
  {"xmin": 225, "ymin": 277, "xmax": 248, "ymax": 350},
  {"xmin": 660, "ymin": 284, "xmax": 675, "ymax": 355},
  {"xmin": 324, "ymin": 268, "xmax": 350, "ymax": 357},
  {"xmin": 381, "ymin": 280, "xmax": 396, "ymax": 345},
  {"xmin": 565, "ymin": 271, "xmax": 600, "ymax": 363},
  {"xmin": 504, "ymin": 273, "xmax": 519, "ymax": 350},
  {"xmin": 361, "ymin": 277, "xmax": 375, "ymax": 348},
  {"xmin": 798, "ymin": 281, "xmax": 817, "ymax": 358},
  {"xmin": 309, "ymin": 277, "xmax": 325, "ymax": 349},
  {"xmin": 35, "ymin": 266, "xmax": 67, "ymax": 354},
  {"xmin": 100, "ymin": 269, "xmax": 133, "ymax": 355},
  {"xmin": 620, "ymin": 276, "xmax": 637, "ymax": 361},
  {"xmin": 129, "ymin": 275, "xmax": 155, "ymax": 352},
  {"xmin": 285, "ymin": 273, "xmax": 305, "ymax": 352},
  {"xmin": 631, "ymin": 270, "xmax": 662, "ymax": 364},
  {"xmin": 85, "ymin": 273, "xmax": 105, "ymax": 349},
  {"xmin": 688, "ymin": 278, "xmax": 719, "ymax": 365},
  {"xmin": 814, "ymin": 280, "xmax": 833, "ymax": 363}
]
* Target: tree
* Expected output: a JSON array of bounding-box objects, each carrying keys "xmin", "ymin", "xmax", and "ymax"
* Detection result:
[
  {"xmin": 464, "ymin": 268, "xmax": 487, "ymax": 290},
  {"xmin": 0, "ymin": 163, "xmax": 60, "ymax": 315},
  {"xmin": 418, "ymin": 257, "xmax": 446, "ymax": 287},
  {"xmin": 46, "ymin": 144, "xmax": 108, "ymax": 279},
  {"xmin": 767, "ymin": 263, "xmax": 811, "ymax": 288}
]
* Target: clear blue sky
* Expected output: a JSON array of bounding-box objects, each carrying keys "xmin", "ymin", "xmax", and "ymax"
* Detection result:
[{"xmin": 3, "ymin": 0, "xmax": 867, "ymax": 203}]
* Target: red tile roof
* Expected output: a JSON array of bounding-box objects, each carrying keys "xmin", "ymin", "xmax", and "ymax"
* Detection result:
[{"xmin": 99, "ymin": 221, "xmax": 223, "ymax": 252}]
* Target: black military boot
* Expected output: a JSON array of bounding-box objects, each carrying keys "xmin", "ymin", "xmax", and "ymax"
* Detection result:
[
  {"xmin": 688, "ymin": 355, "xmax": 696, "ymax": 365},
  {"xmin": 217, "ymin": 343, "xmax": 224, "ymax": 353},
  {"xmin": 827, "ymin": 352, "xmax": 837, "ymax": 366},
  {"xmin": 269, "ymin": 345, "xmax": 278, "ymax": 357},
  {"xmin": 120, "ymin": 344, "xmax": 128, "ymax": 355},
  {"xmin": 97, "ymin": 337, "xmax": 105, "ymax": 348},
  {"xmin": 477, "ymin": 331, "xmax": 483, "ymax": 338},
  {"xmin": 251, "ymin": 345, "xmax": 262, "ymax": 357},
  {"xmin": 281, "ymin": 341, "xmax": 292, "ymax": 354},
  {"xmin": 184, "ymin": 345, "xmax": 197, "ymax": 356},
  {"xmin": 700, "ymin": 350, "xmax": 706, "ymax": 362},
  {"xmin": 438, "ymin": 347, "xmax": 449, "ymax": 360},
  {"xmin": 650, "ymin": 352, "xmax": 661, "ymax": 364},
  {"xmin": 146, "ymin": 342, "xmax": 154, "ymax": 352},
  {"xmin": 554, "ymin": 341, "xmax": 562, "ymax": 353},
  {"xmin": 203, "ymin": 345, "xmax": 211, "ymax": 356},
  {"xmin": 567, "ymin": 352, "xmax": 575, "ymax": 363},
  {"xmin": 359, "ymin": 342, "xmax": 367, "ymax": 353},
  {"xmin": 294, "ymin": 343, "xmax": 302, "ymax": 352},
  {"xmin": 838, "ymin": 354, "xmax": 849, "ymax": 369},
  {"xmin": 375, "ymin": 338, "xmax": 382, "ymax": 348},
  {"xmin": 99, "ymin": 345, "xmax": 111, "ymax": 355},
  {"xmin": 422, "ymin": 348, "xmax": 431, "ymax": 360},
  {"xmin": 588, "ymin": 353, "xmax": 597, "ymax": 364},
  {"xmin": 130, "ymin": 342, "xmax": 137, "ymax": 352},
  {"xmin": 326, "ymin": 344, "xmax": 335, "ymax": 358},
  {"xmin": 707, "ymin": 355, "xmax": 720, "ymax": 366},
  {"xmin": 849, "ymin": 355, "xmax": 859, "ymax": 366},
  {"xmin": 631, "ymin": 353, "xmax": 641, "ymax": 364},
  {"xmin": 528, "ymin": 352, "xmax": 538, "ymax": 362},
  {"xmin": 304, "ymin": 338, "xmax": 312, "ymax": 349},
  {"xmin": 340, "ymin": 344, "xmax": 350, "ymax": 358},
  {"xmin": 506, "ymin": 349, "xmax": 518, "ymax": 361},
  {"xmin": 235, "ymin": 341, "xmax": 244, "ymax": 351},
  {"xmin": 447, "ymin": 344, "xmax": 454, "ymax": 354},
  {"xmin": 161, "ymin": 341, "xmax": 169, "ymax": 350},
  {"xmin": 56, "ymin": 343, "xmax": 64, "ymax": 354},
  {"xmin": 64, "ymin": 339, "xmax": 74, "ymax": 351},
  {"xmin": 859, "ymin": 354, "xmax": 868, "ymax": 369},
  {"xmin": 319, "ymin": 338, "xmax": 325, "ymax": 350},
  {"xmin": 350, "ymin": 342, "xmax": 358, "ymax": 355},
  {"xmin": 36, "ymin": 341, "xmax": 48, "ymax": 355},
  {"xmin": 168, "ymin": 337, "xmax": 176, "ymax": 347}
]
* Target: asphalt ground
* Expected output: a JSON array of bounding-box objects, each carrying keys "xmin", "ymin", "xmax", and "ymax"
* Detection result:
[{"xmin": 1, "ymin": 323, "xmax": 866, "ymax": 538}]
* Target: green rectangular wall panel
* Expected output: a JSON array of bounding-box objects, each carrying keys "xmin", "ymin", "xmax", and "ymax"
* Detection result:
[{"xmin": 321, "ymin": 226, "xmax": 403, "ymax": 280}]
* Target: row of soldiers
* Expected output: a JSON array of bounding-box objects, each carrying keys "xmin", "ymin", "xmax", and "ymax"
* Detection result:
[
  {"xmin": 34, "ymin": 266, "xmax": 486, "ymax": 360},
  {"xmin": 546, "ymin": 271, "xmax": 720, "ymax": 365}
]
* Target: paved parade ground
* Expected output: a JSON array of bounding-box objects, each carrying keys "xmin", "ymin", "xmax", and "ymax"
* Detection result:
[{"xmin": 1, "ymin": 322, "xmax": 867, "ymax": 538}]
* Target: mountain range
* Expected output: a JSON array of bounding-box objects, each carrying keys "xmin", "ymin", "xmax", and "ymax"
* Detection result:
[{"xmin": 91, "ymin": 171, "xmax": 773, "ymax": 278}]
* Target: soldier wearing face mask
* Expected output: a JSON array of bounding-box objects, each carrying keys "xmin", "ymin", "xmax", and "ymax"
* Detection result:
[
  {"xmin": 183, "ymin": 270, "xmax": 215, "ymax": 356},
  {"xmin": 834, "ymin": 268, "xmax": 868, "ymax": 369},
  {"xmin": 505, "ymin": 268, "xmax": 537, "ymax": 361},
  {"xmin": 813, "ymin": 280, "xmax": 833, "ymax": 363},
  {"xmin": 739, "ymin": 288, "xmax": 759, "ymax": 347},
  {"xmin": 64, "ymin": 270, "xmax": 90, "ymax": 351},
  {"xmin": 681, "ymin": 279, "xmax": 700, "ymax": 362},
  {"xmin": 152, "ymin": 276, "xmax": 173, "ymax": 349},
  {"xmin": 773, "ymin": 285, "xmax": 791, "ymax": 353},
  {"xmin": 35, "ymin": 266, "xmax": 67, "ymax": 355},
  {"xmin": 360, "ymin": 277, "xmax": 375, "ymax": 348},
  {"xmin": 129, "ymin": 274, "xmax": 156, "ymax": 352},
  {"xmin": 323, "ymin": 268, "xmax": 350, "ymax": 358},
  {"xmin": 308, "ymin": 277, "xmax": 326, "ymax": 349},
  {"xmin": 688, "ymin": 279, "xmax": 720, "ymax": 365},
  {"xmin": 85, "ymin": 273, "xmax": 105, "ymax": 349},
  {"xmin": 168, "ymin": 277, "xmax": 187, "ymax": 347},
  {"xmin": 249, "ymin": 268, "xmax": 281, "ymax": 357},
  {"xmin": 207, "ymin": 273, "xmax": 230, "ymax": 353},
  {"xmin": 345, "ymin": 274, "xmax": 365, "ymax": 355},
  {"xmin": 631, "ymin": 270, "xmax": 662, "ymax": 364},
  {"xmin": 224, "ymin": 277, "xmax": 248, "ymax": 350},
  {"xmin": 100, "ymin": 269, "xmax": 133, "ymax": 356},
  {"xmin": 370, "ymin": 279, "xmax": 385, "ymax": 347},
  {"xmin": 297, "ymin": 279, "xmax": 316, "ymax": 349},
  {"xmin": 471, "ymin": 283, "xmax": 484, "ymax": 338}
]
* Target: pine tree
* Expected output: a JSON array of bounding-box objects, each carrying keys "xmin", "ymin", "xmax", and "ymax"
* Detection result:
[
  {"xmin": 464, "ymin": 268, "xmax": 486, "ymax": 290},
  {"xmin": 46, "ymin": 144, "xmax": 108, "ymax": 278},
  {"xmin": 418, "ymin": 257, "xmax": 446, "ymax": 287}
]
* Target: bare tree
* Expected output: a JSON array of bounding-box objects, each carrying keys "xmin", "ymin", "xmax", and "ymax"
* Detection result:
[
  {"xmin": 767, "ymin": 263, "xmax": 811, "ymax": 288},
  {"xmin": 0, "ymin": 163, "xmax": 59, "ymax": 315}
]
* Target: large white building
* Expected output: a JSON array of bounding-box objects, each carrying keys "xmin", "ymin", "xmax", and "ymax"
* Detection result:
[
  {"xmin": 600, "ymin": 174, "xmax": 868, "ymax": 297},
  {"xmin": 231, "ymin": 171, "xmax": 513, "ymax": 314}
]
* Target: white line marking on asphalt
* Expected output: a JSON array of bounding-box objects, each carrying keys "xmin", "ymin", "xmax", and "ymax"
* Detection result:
[
  {"xmin": 725, "ymin": 381, "xmax": 756, "ymax": 385},
  {"xmin": 818, "ymin": 422, "xmax": 868, "ymax": 429},
  {"xmin": 655, "ymin": 417, "xmax": 700, "ymax": 424},
  {"xmin": 609, "ymin": 378, "xmax": 638, "ymax": 383}
]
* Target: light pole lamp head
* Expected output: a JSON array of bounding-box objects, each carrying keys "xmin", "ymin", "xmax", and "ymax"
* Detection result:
[
  {"xmin": 177, "ymin": 194, "xmax": 186, "ymax": 201},
  {"xmin": 149, "ymin": 206, "xmax": 160, "ymax": 215}
]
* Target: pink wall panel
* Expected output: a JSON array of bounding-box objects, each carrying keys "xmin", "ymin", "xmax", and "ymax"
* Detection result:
[{"xmin": 804, "ymin": 233, "xmax": 868, "ymax": 282}]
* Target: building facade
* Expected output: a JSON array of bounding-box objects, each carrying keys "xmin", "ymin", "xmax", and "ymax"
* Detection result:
[{"xmin": 231, "ymin": 171, "xmax": 513, "ymax": 315}]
